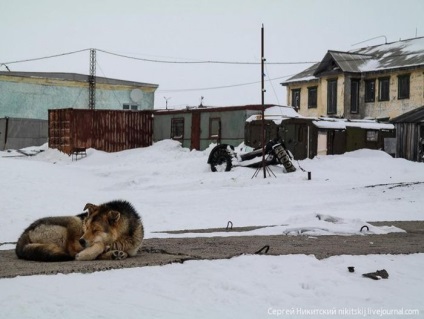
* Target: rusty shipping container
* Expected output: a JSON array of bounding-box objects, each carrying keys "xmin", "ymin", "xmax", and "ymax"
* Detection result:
[{"xmin": 49, "ymin": 108, "xmax": 153, "ymax": 154}]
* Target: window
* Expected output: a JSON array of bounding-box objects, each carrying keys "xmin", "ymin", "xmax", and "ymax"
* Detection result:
[
  {"xmin": 291, "ymin": 89, "xmax": 301, "ymax": 110},
  {"xmin": 209, "ymin": 118, "xmax": 221, "ymax": 139},
  {"xmin": 327, "ymin": 79, "xmax": 337, "ymax": 114},
  {"xmin": 123, "ymin": 103, "xmax": 138, "ymax": 110},
  {"xmin": 350, "ymin": 79, "xmax": 360, "ymax": 114},
  {"xmin": 308, "ymin": 86, "xmax": 317, "ymax": 108},
  {"xmin": 171, "ymin": 118, "xmax": 184, "ymax": 140},
  {"xmin": 398, "ymin": 74, "xmax": 410, "ymax": 99},
  {"xmin": 366, "ymin": 130, "xmax": 378, "ymax": 142},
  {"xmin": 364, "ymin": 79, "xmax": 375, "ymax": 102},
  {"xmin": 378, "ymin": 77, "xmax": 390, "ymax": 101}
]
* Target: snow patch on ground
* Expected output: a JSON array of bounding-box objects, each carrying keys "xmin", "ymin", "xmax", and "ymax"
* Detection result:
[{"xmin": 1, "ymin": 141, "xmax": 424, "ymax": 318}]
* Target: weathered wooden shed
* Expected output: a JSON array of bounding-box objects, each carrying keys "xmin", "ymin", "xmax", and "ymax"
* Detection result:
[
  {"xmin": 314, "ymin": 119, "xmax": 396, "ymax": 157},
  {"xmin": 245, "ymin": 106, "xmax": 395, "ymax": 160},
  {"xmin": 391, "ymin": 106, "xmax": 424, "ymax": 162},
  {"xmin": 153, "ymin": 105, "xmax": 273, "ymax": 150},
  {"xmin": 48, "ymin": 108, "xmax": 153, "ymax": 154}
]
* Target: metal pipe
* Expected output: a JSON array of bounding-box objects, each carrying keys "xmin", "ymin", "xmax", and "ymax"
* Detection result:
[{"xmin": 261, "ymin": 24, "xmax": 266, "ymax": 178}]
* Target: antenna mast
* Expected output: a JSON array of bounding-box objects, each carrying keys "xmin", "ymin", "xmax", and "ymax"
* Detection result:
[
  {"xmin": 261, "ymin": 24, "xmax": 266, "ymax": 178},
  {"xmin": 89, "ymin": 49, "xmax": 96, "ymax": 109}
]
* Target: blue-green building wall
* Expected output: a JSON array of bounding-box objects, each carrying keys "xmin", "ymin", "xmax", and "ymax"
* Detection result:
[{"xmin": 0, "ymin": 74, "xmax": 156, "ymax": 120}]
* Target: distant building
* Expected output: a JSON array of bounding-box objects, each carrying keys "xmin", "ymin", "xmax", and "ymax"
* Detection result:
[
  {"xmin": 153, "ymin": 105, "xmax": 273, "ymax": 150},
  {"xmin": 245, "ymin": 106, "xmax": 395, "ymax": 160},
  {"xmin": 281, "ymin": 37, "xmax": 424, "ymax": 120},
  {"xmin": 0, "ymin": 71, "xmax": 158, "ymax": 120}
]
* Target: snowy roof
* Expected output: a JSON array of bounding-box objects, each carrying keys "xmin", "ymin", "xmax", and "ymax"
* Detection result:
[
  {"xmin": 245, "ymin": 105, "xmax": 304, "ymax": 124},
  {"xmin": 312, "ymin": 120, "xmax": 346, "ymax": 130},
  {"xmin": 246, "ymin": 106, "xmax": 393, "ymax": 130},
  {"xmin": 282, "ymin": 37, "xmax": 424, "ymax": 85},
  {"xmin": 313, "ymin": 118, "xmax": 395, "ymax": 130},
  {"xmin": 354, "ymin": 37, "xmax": 424, "ymax": 71},
  {"xmin": 280, "ymin": 63, "xmax": 319, "ymax": 85}
]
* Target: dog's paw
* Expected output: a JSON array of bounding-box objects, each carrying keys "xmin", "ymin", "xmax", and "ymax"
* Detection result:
[
  {"xmin": 111, "ymin": 250, "xmax": 128, "ymax": 260},
  {"xmin": 75, "ymin": 253, "xmax": 89, "ymax": 261}
]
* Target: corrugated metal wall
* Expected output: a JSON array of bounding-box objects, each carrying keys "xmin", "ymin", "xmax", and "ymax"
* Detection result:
[
  {"xmin": 0, "ymin": 117, "xmax": 48, "ymax": 150},
  {"xmin": 395, "ymin": 123, "xmax": 418, "ymax": 161},
  {"xmin": 49, "ymin": 109, "xmax": 153, "ymax": 154}
]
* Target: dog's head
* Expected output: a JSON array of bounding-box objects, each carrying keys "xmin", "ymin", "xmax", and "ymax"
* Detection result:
[{"xmin": 79, "ymin": 203, "xmax": 120, "ymax": 248}]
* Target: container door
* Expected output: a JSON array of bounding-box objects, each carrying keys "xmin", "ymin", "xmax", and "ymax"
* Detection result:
[
  {"xmin": 317, "ymin": 130, "xmax": 327, "ymax": 155},
  {"xmin": 191, "ymin": 112, "xmax": 200, "ymax": 150}
]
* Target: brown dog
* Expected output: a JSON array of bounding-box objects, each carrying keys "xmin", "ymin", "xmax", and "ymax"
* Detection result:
[
  {"xmin": 15, "ymin": 214, "xmax": 86, "ymax": 261},
  {"xmin": 76, "ymin": 200, "xmax": 144, "ymax": 261},
  {"xmin": 15, "ymin": 200, "xmax": 143, "ymax": 262}
]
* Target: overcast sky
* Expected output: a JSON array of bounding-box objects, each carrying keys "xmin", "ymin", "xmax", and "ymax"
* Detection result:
[{"xmin": 1, "ymin": 0, "xmax": 423, "ymax": 109}]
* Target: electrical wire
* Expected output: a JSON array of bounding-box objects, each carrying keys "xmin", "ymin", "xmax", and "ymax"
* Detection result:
[
  {"xmin": 0, "ymin": 47, "xmax": 297, "ymax": 94},
  {"xmin": 0, "ymin": 48, "xmax": 318, "ymax": 66},
  {"xmin": 2, "ymin": 47, "xmax": 421, "ymax": 95},
  {"xmin": 1, "ymin": 48, "xmax": 91, "ymax": 65},
  {"xmin": 1, "ymin": 47, "xmax": 421, "ymax": 67},
  {"xmin": 96, "ymin": 61, "xmax": 123, "ymax": 106},
  {"xmin": 157, "ymin": 74, "xmax": 295, "ymax": 93},
  {"xmin": 96, "ymin": 49, "xmax": 317, "ymax": 65},
  {"xmin": 264, "ymin": 63, "xmax": 280, "ymax": 104}
]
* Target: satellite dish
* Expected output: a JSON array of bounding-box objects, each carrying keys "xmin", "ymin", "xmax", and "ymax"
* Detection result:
[{"xmin": 130, "ymin": 89, "xmax": 143, "ymax": 102}]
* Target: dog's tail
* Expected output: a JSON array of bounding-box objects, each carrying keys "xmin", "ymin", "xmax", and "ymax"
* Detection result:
[{"xmin": 15, "ymin": 232, "xmax": 73, "ymax": 262}]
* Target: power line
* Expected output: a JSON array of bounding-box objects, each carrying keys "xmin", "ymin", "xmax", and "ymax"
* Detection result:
[
  {"xmin": 1, "ymin": 47, "xmax": 422, "ymax": 67},
  {"xmin": 96, "ymin": 49, "xmax": 317, "ymax": 65},
  {"xmin": 1, "ymin": 48, "xmax": 318, "ymax": 66},
  {"xmin": 157, "ymin": 74, "xmax": 295, "ymax": 93},
  {"xmin": 265, "ymin": 63, "xmax": 280, "ymax": 104},
  {"xmin": 96, "ymin": 61, "xmax": 122, "ymax": 107},
  {"xmin": 1, "ymin": 49, "xmax": 90, "ymax": 65}
]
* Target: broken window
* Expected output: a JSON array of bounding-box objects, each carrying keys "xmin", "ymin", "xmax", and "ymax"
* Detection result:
[
  {"xmin": 291, "ymin": 89, "xmax": 301, "ymax": 110},
  {"xmin": 171, "ymin": 118, "xmax": 184, "ymax": 140},
  {"xmin": 366, "ymin": 130, "xmax": 378, "ymax": 142},
  {"xmin": 209, "ymin": 118, "xmax": 221, "ymax": 139}
]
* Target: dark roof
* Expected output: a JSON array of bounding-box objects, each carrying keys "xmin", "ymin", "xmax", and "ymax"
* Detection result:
[
  {"xmin": 313, "ymin": 51, "xmax": 375, "ymax": 74},
  {"xmin": 280, "ymin": 63, "xmax": 319, "ymax": 85},
  {"xmin": 0, "ymin": 71, "xmax": 158, "ymax": 88},
  {"xmin": 391, "ymin": 106, "xmax": 424, "ymax": 123},
  {"xmin": 282, "ymin": 36, "xmax": 424, "ymax": 85}
]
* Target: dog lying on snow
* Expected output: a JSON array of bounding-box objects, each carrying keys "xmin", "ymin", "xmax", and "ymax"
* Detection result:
[{"xmin": 15, "ymin": 200, "xmax": 144, "ymax": 262}]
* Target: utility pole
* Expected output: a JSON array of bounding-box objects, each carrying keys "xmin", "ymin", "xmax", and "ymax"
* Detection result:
[
  {"xmin": 261, "ymin": 24, "xmax": 266, "ymax": 178},
  {"xmin": 88, "ymin": 49, "xmax": 96, "ymax": 109}
]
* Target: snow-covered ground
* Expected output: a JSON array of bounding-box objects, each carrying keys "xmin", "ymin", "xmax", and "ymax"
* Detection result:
[{"xmin": 1, "ymin": 141, "xmax": 423, "ymax": 318}]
